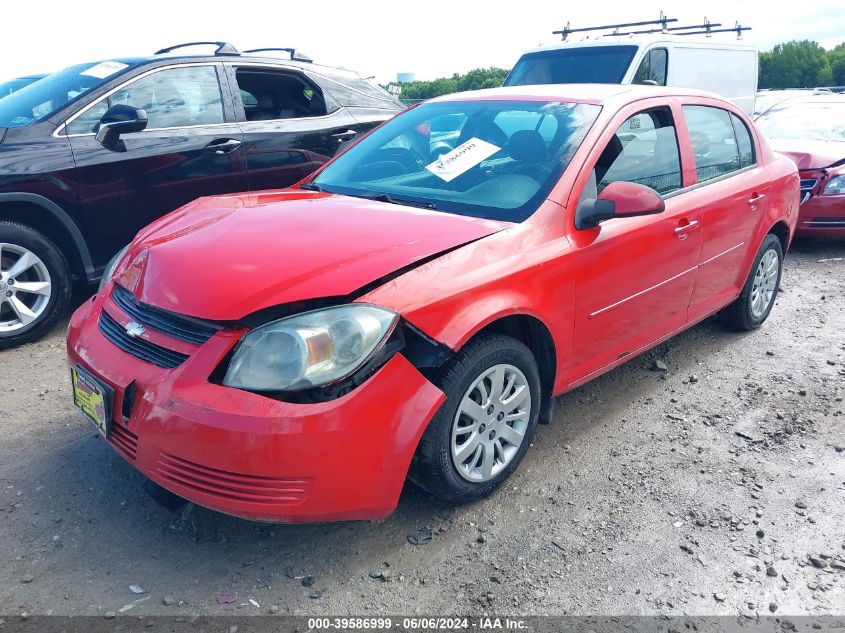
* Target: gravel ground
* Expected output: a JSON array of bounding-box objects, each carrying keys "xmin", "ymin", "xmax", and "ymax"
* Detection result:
[{"xmin": 0, "ymin": 238, "xmax": 843, "ymax": 618}]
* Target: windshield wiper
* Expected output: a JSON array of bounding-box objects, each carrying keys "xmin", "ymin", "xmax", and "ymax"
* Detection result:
[
  {"xmin": 299, "ymin": 182, "xmax": 322, "ymax": 192},
  {"xmin": 360, "ymin": 192, "xmax": 437, "ymax": 210}
]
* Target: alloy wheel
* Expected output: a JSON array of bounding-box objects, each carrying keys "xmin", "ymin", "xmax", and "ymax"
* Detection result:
[
  {"xmin": 750, "ymin": 248, "xmax": 779, "ymax": 319},
  {"xmin": 451, "ymin": 363, "xmax": 531, "ymax": 483},
  {"xmin": 0, "ymin": 243, "xmax": 52, "ymax": 333}
]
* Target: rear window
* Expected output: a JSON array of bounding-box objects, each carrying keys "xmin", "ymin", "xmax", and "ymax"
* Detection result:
[{"xmin": 505, "ymin": 46, "xmax": 638, "ymax": 86}]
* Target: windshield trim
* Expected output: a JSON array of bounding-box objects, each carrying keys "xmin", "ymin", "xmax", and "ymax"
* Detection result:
[{"xmin": 53, "ymin": 61, "xmax": 221, "ymax": 138}]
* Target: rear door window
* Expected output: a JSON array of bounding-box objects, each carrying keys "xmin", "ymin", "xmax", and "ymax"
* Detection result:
[
  {"xmin": 233, "ymin": 68, "xmax": 329, "ymax": 121},
  {"xmin": 730, "ymin": 113, "xmax": 756, "ymax": 168},
  {"xmin": 683, "ymin": 105, "xmax": 745, "ymax": 182}
]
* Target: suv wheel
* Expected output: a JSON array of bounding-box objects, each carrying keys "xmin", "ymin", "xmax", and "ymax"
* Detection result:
[
  {"xmin": 411, "ymin": 334, "xmax": 541, "ymax": 503},
  {"xmin": 0, "ymin": 221, "xmax": 72, "ymax": 349}
]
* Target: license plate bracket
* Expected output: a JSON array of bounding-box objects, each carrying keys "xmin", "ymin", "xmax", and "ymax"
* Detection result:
[{"xmin": 71, "ymin": 366, "xmax": 114, "ymax": 437}]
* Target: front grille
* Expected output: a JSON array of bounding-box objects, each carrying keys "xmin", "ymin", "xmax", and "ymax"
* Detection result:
[
  {"xmin": 109, "ymin": 423, "xmax": 138, "ymax": 461},
  {"xmin": 157, "ymin": 452, "xmax": 311, "ymax": 505},
  {"xmin": 99, "ymin": 310, "xmax": 189, "ymax": 369},
  {"xmin": 112, "ymin": 285, "xmax": 219, "ymax": 346},
  {"xmin": 800, "ymin": 178, "xmax": 819, "ymax": 192}
]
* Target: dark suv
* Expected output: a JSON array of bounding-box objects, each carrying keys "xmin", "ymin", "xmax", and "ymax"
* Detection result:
[{"xmin": 0, "ymin": 42, "xmax": 403, "ymax": 348}]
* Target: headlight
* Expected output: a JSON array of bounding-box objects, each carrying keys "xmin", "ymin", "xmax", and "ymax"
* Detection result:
[
  {"xmin": 823, "ymin": 175, "xmax": 845, "ymax": 196},
  {"xmin": 223, "ymin": 305, "xmax": 399, "ymax": 392},
  {"xmin": 98, "ymin": 245, "xmax": 129, "ymax": 292}
]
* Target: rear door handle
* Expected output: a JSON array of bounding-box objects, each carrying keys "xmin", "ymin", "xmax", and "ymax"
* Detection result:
[
  {"xmin": 331, "ymin": 129, "xmax": 358, "ymax": 142},
  {"xmin": 205, "ymin": 138, "xmax": 242, "ymax": 154},
  {"xmin": 674, "ymin": 220, "xmax": 700, "ymax": 240},
  {"xmin": 748, "ymin": 193, "xmax": 766, "ymax": 209}
]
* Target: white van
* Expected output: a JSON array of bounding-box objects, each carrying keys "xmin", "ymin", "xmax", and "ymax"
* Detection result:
[{"xmin": 505, "ymin": 35, "xmax": 758, "ymax": 115}]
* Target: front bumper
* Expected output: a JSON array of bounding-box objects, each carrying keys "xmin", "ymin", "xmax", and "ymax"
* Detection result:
[
  {"xmin": 797, "ymin": 174, "xmax": 845, "ymax": 238},
  {"xmin": 66, "ymin": 294, "xmax": 445, "ymax": 523}
]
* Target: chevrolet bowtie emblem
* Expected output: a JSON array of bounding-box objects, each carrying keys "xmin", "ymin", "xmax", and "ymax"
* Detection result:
[{"xmin": 124, "ymin": 321, "xmax": 146, "ymax": 338}]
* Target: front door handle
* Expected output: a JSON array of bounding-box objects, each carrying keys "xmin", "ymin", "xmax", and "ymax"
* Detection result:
[
  {"xmin": 674, "ymin": 220, "xmax": 700, "ymax": 240},
  {"xmin": 205, "ymin": 138, "xmax": 242, "ymax": 154},
  {"xmin": 331, "ymin": 129, "xmax": 358, "ymax": 142}
]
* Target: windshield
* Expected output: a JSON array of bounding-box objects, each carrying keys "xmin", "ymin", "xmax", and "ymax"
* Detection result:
[
  {"xmin": 0, "ymin": 76, "xmax": 44, "ymax": 99},
  {"xmin": 505, "ymin": 46, "xmax": 638, "ymax": 86},
  {"xmin": 0, "ymin": 61, "xmax": 133, "ymax": 128},
  {"xmin": 755, "ymin": 100, "xmax": 845, "ymax": 142},
  {"xmin": 313, "ymin": 100, "xmax": 601, "ymax": 222}
]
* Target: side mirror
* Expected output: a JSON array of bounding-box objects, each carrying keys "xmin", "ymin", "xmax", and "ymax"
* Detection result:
[
  {"xmin": 95, "ymin": 105, "xmax": 148, "ymax": 147},
  {"xmin": 574, "ymin": 181, "xmax": 665, "ymax": 230}
]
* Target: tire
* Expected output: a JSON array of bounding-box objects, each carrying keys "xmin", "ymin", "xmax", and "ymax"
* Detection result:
[
  {"xmin": 411, "ymin": 334, "xmax": 541, "ymax": 504},
  {"xmin": 0, "ymin": 221, "xmax": 72, "ymax": 349},
  {"xmin": 720, "ymin": 233, "xmax": 783, "ymax": 331}
]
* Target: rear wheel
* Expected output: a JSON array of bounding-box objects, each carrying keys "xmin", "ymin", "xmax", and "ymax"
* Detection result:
[
  {"xmin": 0, "ymin": 221, "xmax": 72, "ymax": 349},
  {"xmin": 720, "ymin": 233, "xmax": 783, "ymax": 331},
  {"xmin": 411, "ymin": 334, "xmax": 541, "ymax": 504}
]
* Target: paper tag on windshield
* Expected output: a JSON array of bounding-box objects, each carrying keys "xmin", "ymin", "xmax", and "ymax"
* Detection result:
[
  {"xmin": 426, "ymin": 137, "xmax": 501, "ymax": 182},
  {"xmin": 81, "ymin": 61, "xmax": 129, "ymax": 79}
]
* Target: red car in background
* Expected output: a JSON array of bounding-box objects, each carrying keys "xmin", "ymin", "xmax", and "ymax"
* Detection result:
[
  {"xmin": 756, "ymin": 95, "xmax": 845, "ymax": 238},
  {"xmin": 67, "ymin": 85, "xmax": 798, "ymax": 523}
]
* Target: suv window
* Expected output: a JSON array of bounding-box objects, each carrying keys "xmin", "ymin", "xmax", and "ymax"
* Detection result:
[
  {"xmin": 590, "ymin": 108, "xmax": 682, "ymax": 196},
  {"xmin": 234, "ymin": 68, "xmax": 328, "ymax": 121},
  {"xmin": 112, "ymin": 66, "xmax": 223, "ymax": 130},
  {"xmin": 683, "ymin": 105, "xmax": 747, "ymax": 182},
  {"xmin": 68, "ymin": 65, "xmax": 224, "ymax": 134},
  {"xmin": 633, "ymin": 48, "xmax": 667, "ymax": 86}
]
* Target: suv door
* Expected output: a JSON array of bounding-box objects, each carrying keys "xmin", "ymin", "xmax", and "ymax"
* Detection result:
[
  {"xmin": 680, "ymin": 104, "xmax": 768, "ymax": 319},
  {"xmin": 567, "ymin": 104, "xmax": 702, "ymax": 383},
  {"xmin": 65, "ymin": 63, "xmax": 248, "ymax": 258},
  {"xmin": 227, "ymin": 64, "xmax": 359, "ymax": 191}
]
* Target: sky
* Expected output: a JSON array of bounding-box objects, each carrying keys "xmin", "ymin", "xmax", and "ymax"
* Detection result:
[{"xmin": 1, "ymin": 0, "xmax": 844, "ymax": 83}]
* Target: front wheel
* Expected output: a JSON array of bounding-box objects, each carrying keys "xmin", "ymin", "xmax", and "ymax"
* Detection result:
[
  {"xmin": 411, "ymin": 334, "xmax": 541, "ymax": 504},
  {"xmin": 720, "ymin": 233, "xmax": 783, "ymax": 331},
  {"xmin": 0, "ymin": 221, "xmax": 72, "ymax": 349}
]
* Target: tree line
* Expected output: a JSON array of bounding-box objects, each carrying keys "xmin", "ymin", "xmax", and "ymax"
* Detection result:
[{"xmin": 390, "ymin": 40, "xmax": 845, "ymax": 101}]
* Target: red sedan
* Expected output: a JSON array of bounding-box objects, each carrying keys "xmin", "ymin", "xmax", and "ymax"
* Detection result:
[
  {"xmin": 755, "ymin": 95, "xmax": 845, "ymax": 238},
  {"xmin": 67, "ymin": 85, "xmax": 798, "ymax": 522}
]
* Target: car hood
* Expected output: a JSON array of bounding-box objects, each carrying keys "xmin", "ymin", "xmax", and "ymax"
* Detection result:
[
  {"xmin": 770, "ymin": 139, "xmax": 845, "ymax": 170},
  {"xmin": 122, "ymin": 190, "xmax": 510, "ymax": 321}
]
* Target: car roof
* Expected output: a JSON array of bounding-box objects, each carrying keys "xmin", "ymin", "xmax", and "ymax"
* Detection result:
[
  {"xmin": 115, "ymin": 53, "xmax": 365, "ymax": 80},
  {"xmin": 429, "ymin": 83, "xmax": 727, "ymax": 107}
]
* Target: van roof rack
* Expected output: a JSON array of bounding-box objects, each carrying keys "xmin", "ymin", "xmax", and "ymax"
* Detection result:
[
  {"xmin": 608, "ymin": 20, "xmax": 751, "ymax": 39},
  {"xmin": 155, "ymin": 41, "xmax": 241, "ymax": 56},
  {"xmin": 242, "ymin": 48, "xmax": 313, "ymax": 62},
  {"xmin": 606, "ymin": 19, "xmax": 722, "ymax": 36},
  {"xmin": 553, "ymin": 12, "xmax": 677, "ymax": 40},
  {"xmin": 554, "ymin": 14, "xmax": 751, "ymax": 40}
]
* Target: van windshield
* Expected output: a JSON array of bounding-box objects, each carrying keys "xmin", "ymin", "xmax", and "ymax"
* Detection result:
[{"xmin": 505, "ymin": 46, "xmax": 638, "ymax": 86}]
